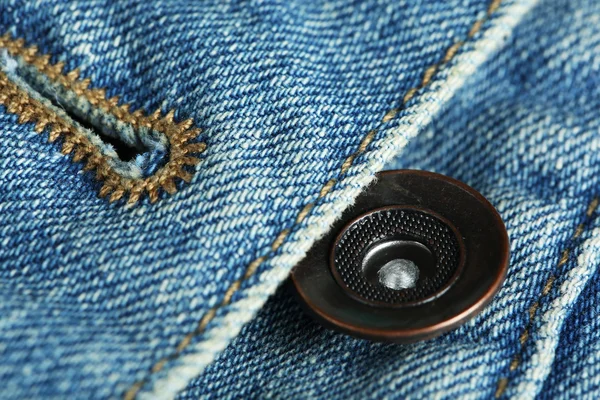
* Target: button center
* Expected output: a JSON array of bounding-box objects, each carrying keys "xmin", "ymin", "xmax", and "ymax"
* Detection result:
[
  {"xmin": 361, "ymin": 239, "xmax": 436, "ymax": 292},
  {"xmin": 377, "ymin": 259, "xmax": 419, "ymax": 290}
]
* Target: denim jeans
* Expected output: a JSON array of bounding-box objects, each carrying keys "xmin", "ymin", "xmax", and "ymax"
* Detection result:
[{"xmin": 1, "ymin": 0, "xmax": 598, "ymax": 398}]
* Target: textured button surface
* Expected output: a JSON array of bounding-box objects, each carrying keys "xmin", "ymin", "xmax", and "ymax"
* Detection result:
[{"xmin": 291, "ymin": 170, "xmax": 509, "ymax": 343}]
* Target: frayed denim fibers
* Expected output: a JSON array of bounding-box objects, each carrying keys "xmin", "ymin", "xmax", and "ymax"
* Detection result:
[
  {"xmin": 179, "ymin": 0, "xmax": 600, "ymax": 399},
  {"xmin": 0, "ymin": 0, "xmax": 576, "ymax": 398}
]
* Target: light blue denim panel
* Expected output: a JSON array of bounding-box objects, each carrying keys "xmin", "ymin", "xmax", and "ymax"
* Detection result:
[
  {"xmin": 0, "ymin": 0, "xmax": 533, "ymax": 398},
  {"xmin": 179, "ymin": 0, "xmax": 600, "ymax": 398}
]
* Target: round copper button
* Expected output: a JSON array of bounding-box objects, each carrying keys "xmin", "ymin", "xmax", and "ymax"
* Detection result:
[{"xmin": 290, "ymin": 170, "xmax": 509, "ymax": 343}]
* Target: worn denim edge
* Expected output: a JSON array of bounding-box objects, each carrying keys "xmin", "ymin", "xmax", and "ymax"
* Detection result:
[{"xmin": 140, "ymin": 1, "xmax": 541, "ymax": 398}]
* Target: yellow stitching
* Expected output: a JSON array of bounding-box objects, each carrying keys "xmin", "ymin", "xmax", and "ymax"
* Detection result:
[
  {"xmin": 150, "ymin": 359, "xmax": 168, "ymax": 374},
  {"xmin": 296, "ymin": 203, "xmax": 315, "ymax": 224},
  {"xmin": 222, "ymin": 280, "xmax": 242, "ymax": 304},
  {"xmin": 175, "ymin": 333, "xmax": 195, "ymax": 354},
  {"xmin": 198, "ymin": 308, "xmax": 217, "ymax": 331},
  {"xmin": 518, "ymin": 328, "xmax": 529, "ymax": 346},
  {"xmin": 124, "ymin": 383, "xmax": 144, "ymax": 400},
  {"xmin": 0, "ymin": 33, "xmax": 205, "ymax": 205},
  {"xmin": 588, "ymin": 198, "xmax": 599, "ymax": 216},
  {"xmin": 443, "ymin": 42, "xmax": 464, "ymax": 63},
  {"xmin": 358, "ymin": 129, "xmax": 377, "ymax": 153},
  {"xmin": 574, "ymin": 223, "xmax": 585, "ymax": 239},
  {"xmin": 558, "ymin": 249, "xmax": 569, "ymax": 266},
  {"xmin": 495, "ymin": 378, "xmax": 509, "ymax": 398},
  {"xmin": 403, "ymin": 87, "xmax": 418, "ymax": 103},
  {"xmin": 421, "ymin": 65, "xmax": 438, "ymax": 87},
  {"xmin": 382, "ymin": 109, "xmax": 398, "ymax": 123},
  {"xmin": 320, "ymin": 178, "xmax": 337, "ymax": 197},
  {"xmin": 340, "ymin": 155, "xmax": 355, "ymax": 175},
  {"xmin": 542, "ymin": 275, "xmax": 555, "ymax": 295},
  {"xmin": 488, "ymin": 0, "xmax": 502, "ymax": 15},
  {"xmin": 272, "ymin": 229, "xmax": 290, "ymax": 251},
  {"xmin": 125, "ymin": 1, "xmax": 504, "ymax": 397},
  {"xmin": 528, "ymin": 301, "xmax": 539, "ymax": 320},
  {"xmin": 468, "ymin": 20, "xmax": 485, "ymax": 38},
  {"xmin": 495, "ymin": 197, "xmax": 600, "ymax": 398},
  {"xmin": 244, "ymin": 255, "xmax": 268, "ymax": 279},
  {"xmin": 509, "ymin": 356, "xmax": 520, "ymax": 371}
]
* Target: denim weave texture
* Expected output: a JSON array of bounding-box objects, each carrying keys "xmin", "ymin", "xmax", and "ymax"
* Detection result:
[
  {"xmin": 180, "ymin": 0, "xmax": 600, "ymax": 398},
  {"xmin": 2, "ymin": 0, "xmax": 596, "ymax": 399}
]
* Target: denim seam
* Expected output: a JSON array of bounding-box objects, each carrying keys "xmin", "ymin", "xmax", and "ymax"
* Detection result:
[
  {"xmin": 123, "ymin": 1, "xmax": 506, "ymax": 398},
  {"xmin": 0, "ymin": 33, "xmax": 206, "ymax": 205},
  {"xmin": 494, "ymin": 197, "xmax": 600, "ymax": 398}
]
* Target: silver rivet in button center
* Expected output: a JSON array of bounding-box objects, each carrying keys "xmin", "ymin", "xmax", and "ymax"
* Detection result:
[{"xmin": 377, "ymin": 259, "xmax": 419, "ymax": 290}]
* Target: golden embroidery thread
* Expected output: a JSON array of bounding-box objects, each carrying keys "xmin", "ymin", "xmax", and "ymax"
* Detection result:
[{"xmin": 0, "ymin": 33, "xmax": 205, "ymax": 205}]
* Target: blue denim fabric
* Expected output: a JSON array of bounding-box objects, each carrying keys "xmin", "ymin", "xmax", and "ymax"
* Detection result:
[
  {"xmin": 180, "ymin": 0, "xmax": 600, "ymax": 398},
  {"xmin": 1, "ymin": 0, "xmax": 597, "ymax": 399}
]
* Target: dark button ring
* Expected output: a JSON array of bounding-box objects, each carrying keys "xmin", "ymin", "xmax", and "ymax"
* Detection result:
[{"xmin": 290, "ymin": 170, "xmax": 509, "ymax": 343}]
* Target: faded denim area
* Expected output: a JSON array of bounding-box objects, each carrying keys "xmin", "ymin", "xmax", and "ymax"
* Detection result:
[
  {"xmin": 0, "ymin": 0, "xmax": 526, "ymax": 398},
  {"xmin": 180, "ymin": 0, "xmax": 600, "ymax": 399}
]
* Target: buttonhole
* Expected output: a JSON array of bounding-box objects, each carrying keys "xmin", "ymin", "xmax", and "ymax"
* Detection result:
[
  {"xmin": 5, "ymin": 56, "xmax": 169, "ymax": 177},
  {"xmin": 62, "ymin": 107, "xmax": 139, "ymax": 161}
]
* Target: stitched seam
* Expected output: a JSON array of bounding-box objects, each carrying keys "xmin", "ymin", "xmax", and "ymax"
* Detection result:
[
  {"xmin": 494, "ymin": 197, "xmax": 600, "ymax": 398},
  {"xmin": 124, "ymin": 1, "xmax": 503, "ymax": 398},
  {"xmin": 0, "ymin": 33, "xmax": 205, "ymax": 205}
]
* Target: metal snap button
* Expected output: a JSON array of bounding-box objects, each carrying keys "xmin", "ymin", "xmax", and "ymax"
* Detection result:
[
  {"xmin": 331, "ymin": 205, "xmax": 466, "ymax": 307},
  {"xmin": 290, "ymin": 170, "xmax": 509, "ymax": 343}
]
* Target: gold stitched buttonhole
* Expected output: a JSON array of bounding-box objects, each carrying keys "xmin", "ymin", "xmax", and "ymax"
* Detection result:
[{"xmin": 0, "ymin": 32, "xmax": 207, "ymax": 205}]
